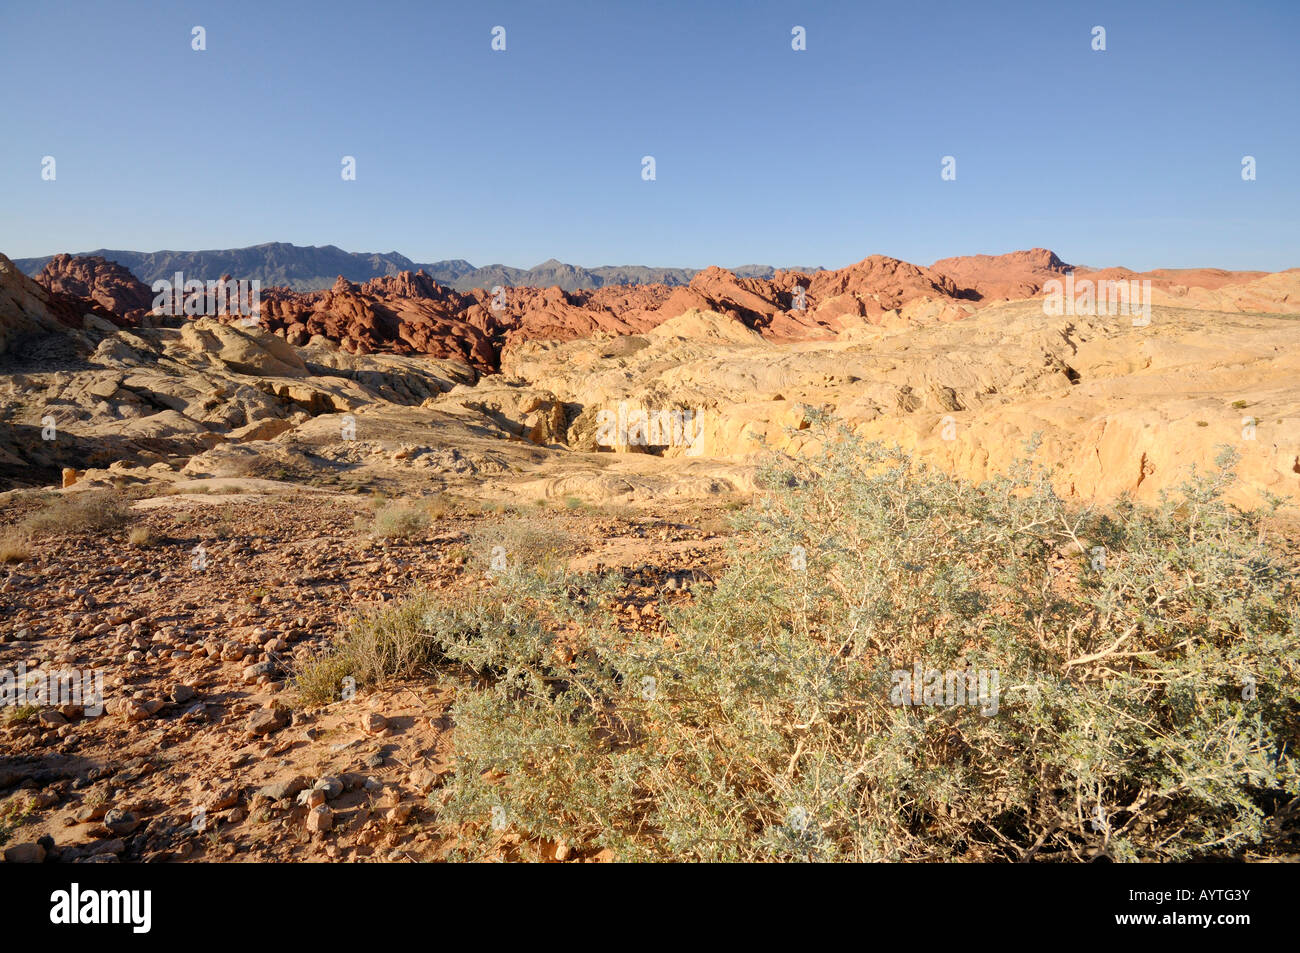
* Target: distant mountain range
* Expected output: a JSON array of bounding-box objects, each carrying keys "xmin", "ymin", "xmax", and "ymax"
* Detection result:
[{"xmin": 12, "ymin": 242, "xmax": 824, "ymax": 293}]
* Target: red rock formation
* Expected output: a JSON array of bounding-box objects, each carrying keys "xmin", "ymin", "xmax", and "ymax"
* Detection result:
[
  {"xmin": 930, "ymin": 248, "xmax": 1072, "ymax": 301},
  {"xmin": 34, "ymin": 254, "xmax": 154, "ymax": 323},
  {"xmin": 488, "ymin": 284, "xmax": 674, "ymax": 348},
  {"xmin": 21, "ymin": 248, "xmax": 1294, "ymax": 376},
  {"xmin": 259, "ymin": 276, "xmax": 496, "ymax": 369},
  {"xmin": 928, "ymin": 248, "xmax": 1277, "ymax": 303},
  {"xmin": 1070, "ymin": 265, "xmax": 1270, "ymax": 293}
]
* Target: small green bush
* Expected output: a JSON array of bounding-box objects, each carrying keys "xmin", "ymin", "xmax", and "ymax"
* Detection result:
[
  {"xmin": 19, "ymin": 490, "xmax": 132, "ymax": 537},
  {"xmin": 0, "ymin": 797, "xmax": 34, "ymax": 848},
  {"xmin": 293, "ymin": 574, "xmax": 616, "ymax": 707},
  {"xmin": 467, "ymin": 513, "xmax": 574, "ymax": 577},
  {"xmin": 370, "ymin": 501, "xmax": 429, "ymax": 538},
  {"xmin": 294, "ymin": 591, "xmax": 441, "ymax": 705}
]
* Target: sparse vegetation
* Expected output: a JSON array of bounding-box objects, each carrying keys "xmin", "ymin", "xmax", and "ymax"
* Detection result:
[
  {"xmin": 294, "ymin": 590, "xmax": 443, "ymax": 705},
  {"xmin": 17, "ymin": 489, "xmax": 133, "ymax": 537},
  {"xmin": 128, "ymin": 525, "xmax": 154, "ymax": 547},
  {"xmin": 0, "ymin": 533, "xmax": 31, "ymax": 563},
  {"xmin": 371, "ymin": 501, "xmax": 429, "ymax": 538},
  {"xmin": 423, "ymin": 493, "xmax": 463, "ymax": 521},
  {"xmin": 3, "ymin": 705, "xmax": 39, "ymax": 725},
  {"xmin": 0, "ymin": 797, "xmax": 34, "ymax": 848},
  {"xmin": 332, "ymin": 422, "xmax": 1298, "ymax": 862},
  {"xmin": 468, "ymin": 513, "xmax": 574, "ymax": 577}
]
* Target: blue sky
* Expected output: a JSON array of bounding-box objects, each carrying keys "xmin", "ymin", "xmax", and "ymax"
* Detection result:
[{"xmin": 1, "ymin": 0, "xmax": 1296, "ymax": 270}]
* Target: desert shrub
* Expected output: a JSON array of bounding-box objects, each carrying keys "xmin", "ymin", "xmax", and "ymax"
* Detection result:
[
  {"xmin": 467, "ymin": 514, "xmax": 574, "ymax": 577},
  {"xmin": 293, "ymin": 572, "xmax": 617, "ymax": 708},
  {"xmin": 294, "ymin": 591, "xmax": 441, "ymax": 705},
  {"xmin": 0, "ymin": 797, "xmax": 34, "ymax": 848},
  {"xmin": 3, "ymin": 705, "xmax": 39, "ymax": 725},
  {"xmin": 128, "ymin": 526, "xmax": 154, "ymax": 548},
  {"xmin": 424, "ymin": 493, "xmax": 466, "ymax": 521},
  {"xmin": 292, "ymin": 653, "xmax": 355, "ymax": 708},
  {"xmin": 433, "ymin": 423, "xmax": 1298, "ymax": 861},
  {"xmin": 19, "ymin": 490, "xmax": 132, "ymax": 537},
  {"xmin": 0, "ymin": 533, "xmax": 31, "ymax": 563},
  {"xmin": 371, "ymin": 501, "xmax": 429, "ymax": 538}
]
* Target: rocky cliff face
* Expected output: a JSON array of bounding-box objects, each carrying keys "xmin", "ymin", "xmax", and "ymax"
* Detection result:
[{"xmin": 0, "ymin": 253, "xmax": 97, "ymax": 354}]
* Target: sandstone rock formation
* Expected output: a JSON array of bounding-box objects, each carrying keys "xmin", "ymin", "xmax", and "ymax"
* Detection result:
[
  {"xmin": 2, "ymin": 246, "xmax": 1297, "ymax": 509},
  {"xmin": 498, "ymin": 299, "xmax": 1300, "ymax": 508},
  {"xmin": 34, "ymin": 254, "xmax": 154, "ymax": 323},
  {"xmin": 0, "ymin": 254, "xmax": 66, "ymax": 355},
  {"xmin": 930, "ymin": 248, "xmax": 1073, "ymax": 301}
]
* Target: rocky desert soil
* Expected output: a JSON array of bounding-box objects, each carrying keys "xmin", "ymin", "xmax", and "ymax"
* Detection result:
[{"xmin": 1, "ymin": 247, "xmax": 1297, "ymax": 862}]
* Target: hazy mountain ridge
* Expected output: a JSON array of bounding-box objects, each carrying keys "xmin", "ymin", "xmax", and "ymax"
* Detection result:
[{"xmin": 13, "ymin": 242, "xmax": 823, "ymax": 293}]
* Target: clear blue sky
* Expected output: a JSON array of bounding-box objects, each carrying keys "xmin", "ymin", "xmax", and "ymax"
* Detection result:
[{"xmin": 2, "ymin": 0, "xmax": 1296, "ymax": 271}]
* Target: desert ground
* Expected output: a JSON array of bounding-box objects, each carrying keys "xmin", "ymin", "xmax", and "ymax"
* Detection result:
[{"xmin": 1, "ymin": 249, "xmax": 1297, "ymax": 863}]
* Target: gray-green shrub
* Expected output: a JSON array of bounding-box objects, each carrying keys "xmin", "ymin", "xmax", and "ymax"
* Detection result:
[{"xmin": 320, "ymin": 423, "xmax": 1300, "ymax": 861}]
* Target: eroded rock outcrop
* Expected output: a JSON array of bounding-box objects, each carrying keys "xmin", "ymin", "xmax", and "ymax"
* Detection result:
[
  {"xmin": 34, "ymin": 254, "xmax": 154, "ymax": 322},
  {"xmin": 4, "ymin": 245, "xmax": 1296, "ymax": 508}
]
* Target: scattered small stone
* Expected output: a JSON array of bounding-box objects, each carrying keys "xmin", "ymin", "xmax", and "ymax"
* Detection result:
[
  {"xmin": 88, "ymin": 838, "xmax": 125, "ymax": 856},
  {"xmin": 76, "ymin": 804, "xmax": 109, "ymax": 823},
  {"xmin": 102, "ymin": 808, "xmax": 140, "ymax": 835},
  {"xmin": 248, "ymin": 708, "xmax": 288, "ymax": 737},
  {"xmin": 408, "ymin": 766, "xmax": 449, "ymax": 795},
  {"xmin": 242, "ymin": 661, "xmax": 276, "ymax": 684},
  {"xmin": 205, "ymin": 786, "xmax": 240, "ymax": 812},
  {"xmin": 256, "ymin": 776, "xmax": 308, "ymax": 801},
  {"xmin": 306, "ymin": 805, "xmax": 333, "ymax": 833},
  {"xmin": 313, "ymin": 776, "xmax": 344, "ymax": 800},
  {"xmin": 3, "ymin": 842, "xmax": 45, "ymax": 864},
  {"xmin": 117, "ymin": 698, "xmax": 154, "ymax": 722}
]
